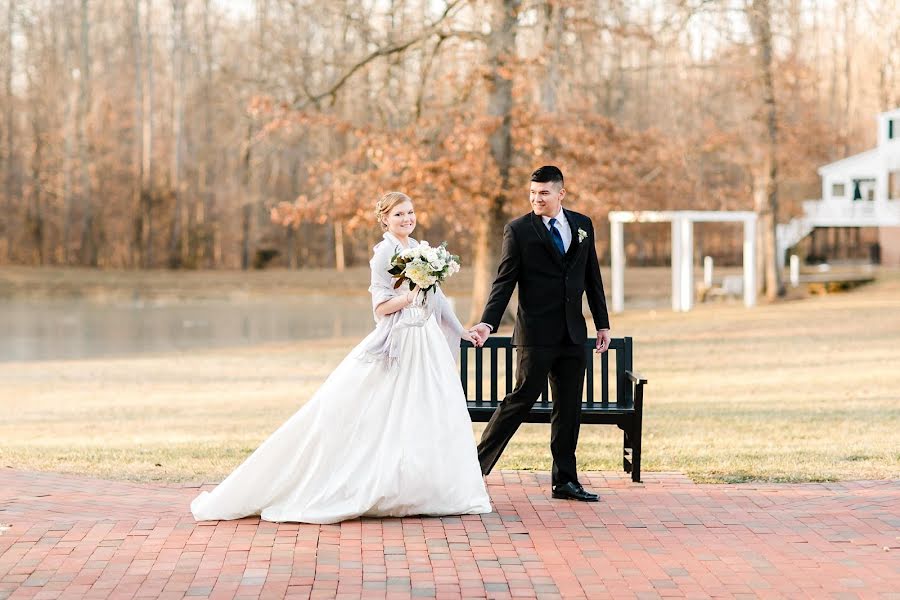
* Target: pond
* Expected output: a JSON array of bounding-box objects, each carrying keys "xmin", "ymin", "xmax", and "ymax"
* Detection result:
[{"xmin": 0, "ymin": 296, "xmax": 408, "ymax": 362}]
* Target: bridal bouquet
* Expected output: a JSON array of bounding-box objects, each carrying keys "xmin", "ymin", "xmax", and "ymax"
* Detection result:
[{"xmin": 389, "ymin": 241, "xmax": 461, "ymax": 294}]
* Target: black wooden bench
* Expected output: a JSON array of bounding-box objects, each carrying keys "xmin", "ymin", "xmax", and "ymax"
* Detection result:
[{"xmin": 460, "ymin": 337, "xmax": 647, "ymax": 482}]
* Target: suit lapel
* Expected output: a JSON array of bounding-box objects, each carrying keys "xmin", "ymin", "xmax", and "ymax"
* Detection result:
[
  {"xmin": 563, "ymin": 209, "xmax": 585, "ymax": 263},
  {"xmin": 530, "ymin": 212, "xmax": 564, "ymax": 268}
]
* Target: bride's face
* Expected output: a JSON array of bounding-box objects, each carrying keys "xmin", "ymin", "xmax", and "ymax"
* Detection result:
[{"xmin": 384, "ymin": 200, "xmax": 416, "ymax": 237}]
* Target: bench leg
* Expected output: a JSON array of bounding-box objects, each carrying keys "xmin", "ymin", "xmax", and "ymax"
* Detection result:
[
  {"xmin": 632, "ymin": 383, "xmax": 644, "ymax": 483},
  {"xmin": 631, "ymin": 429, "xmax": 641, "ymax": 483},
  {"xmin": 621, "ymin": 427, "xmax": 633, "ymax": 475}
]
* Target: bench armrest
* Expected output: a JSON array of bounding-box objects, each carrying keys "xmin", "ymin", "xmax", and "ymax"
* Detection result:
[{"xmin": 626, "ymin": 370, "xmax": 647, "ymax": 385}]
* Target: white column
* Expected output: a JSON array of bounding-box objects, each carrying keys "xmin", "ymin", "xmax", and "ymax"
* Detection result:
[
  {"xmin": 670, "ymin": 217, "xmax": 694, "ymax": 312},
  {"xmin": 703, "ymin": 256, "xmax": 714, "ymax": 288},
  {"xmin": 678, "ymin": 218, "xmax": 694, "ymax": 311},
  {"xmin": 743, "ymin": 217, "xmax": 757, "ymax": 307},
  {"xmin": 610, "ymin": 220, "xmax": 625, "ymax": 313},
  {"xmin": 671, "ymin": 219, "xmax": 682, "ymax": 311}
]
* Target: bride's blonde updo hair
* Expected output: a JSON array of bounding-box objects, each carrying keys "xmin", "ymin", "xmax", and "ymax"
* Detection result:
[{"xmin": 374, "ymin": 192, "xmax": 412, "ymax": 231}]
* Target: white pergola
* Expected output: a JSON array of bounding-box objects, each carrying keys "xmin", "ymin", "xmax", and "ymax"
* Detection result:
[{"xmin": 608, "ymin": 210, "xmax": 758, "ymax": 312}]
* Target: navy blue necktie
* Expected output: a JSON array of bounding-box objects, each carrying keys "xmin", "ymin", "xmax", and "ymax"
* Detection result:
[{"xmin": 548, "ymin": 218, "xmax": 566, "ymax": 255}]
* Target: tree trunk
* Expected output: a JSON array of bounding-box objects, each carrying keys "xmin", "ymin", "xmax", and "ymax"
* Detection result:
[
  {"xmin": 747, "ymin": 0, "xmax": 783, "ymax": 299},
  {"xmin": 201, "ymin": 0, "xmax": 215, "ymax": 268},
  {"xmin": 787, "ymin": 0, "xmax": 802, "ymax": 58},
  {"xmin": 286, "ymin": 227, "xmax": 297, "ymax": 269},
  {"xmin": 829, "ymin": 5, "xmax": 839, "ymax": 142},
  {"xmin": 61, "ymin": 0, "xmax": 75, "ymax": 264},
  {"xmin": 239, "ymin": 0, "xmax": 268, "ymax": 270},
  {"xmin": 3, "ymin": 0, "xmax": 15, "ymax": 262},
  {"xmin": 77, "ymin": 0, "xmax": 96, "ymax": 267},
  {"xmin": 539, "ymin": 0, "xmax": 563, "ymax": 114},
  {"xmin": 142, "ymin": 0, "xmax": 154, "ymax": 268},
  {"xmin": 469, "ymin": 0, "xmax": 518, "ymax": 324},
  {"xmin": 841, "ymin": 0, "xmax": 855, "ymax": 155},
  {"xmin": 131, "ymin": 0, "xmax": 143, "ymax": 268},
  {"xmin": 167, "ymin": 0, "xmax": 185, "ymax": 268},
  {"xmin": 241, "ymin": 202, "xmax": 251, "ymax": 270},
  {"xmin": 334, "ymin": 220, "xmax": 345, "ymax": 272},
  {"xmin": 26, "ymin": 64, "xmax": 44, "ymax": 265}
]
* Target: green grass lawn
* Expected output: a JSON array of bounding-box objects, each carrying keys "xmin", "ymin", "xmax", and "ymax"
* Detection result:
[{"xmin": 1, "ymin": 269, "xmax": 898, "ymax": 484}]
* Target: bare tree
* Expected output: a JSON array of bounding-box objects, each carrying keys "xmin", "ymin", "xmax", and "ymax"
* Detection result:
[
  {"xmin": 24, "ymin": 8, "xmax": 45, "ymax": 265},
  {"xmin": 131, "ymin": 0, "xmax": 143, "ymax": 267},
  {"xmin": 469, "ymin": 0, "xmax": 519, "ymax": 323},
  {"xmin": 841, "ymin": 0, "xmax": 856, "ymax": 153},
  {"xmin": 746, "ymin": 0, "xmax": 784, "ymax": 300},
  {"xmin": 865, "ymin": 0, "xmax": 900, "ymax": 110},
  {"xmin": 3, "ymin": 0, "xmax": 15, "ymax": 261},
  {"xmin": 539, "ymin": 0, "xmax": 564, "ymax": 114},
  {"xmin": 167, "ymin": 0, "xmax": 185, "ymax": 267},
  {"xmin": 199, "ymin": 0, "xmax": 215, "ymax": 267},
  {"xmin": 61, "ymin": 0, "xmax": 76, "ymax": 264},
  {"xmin": 142, "ymin": 0, "xmax": 155, "ymax": 267},
  {"xmin": 76, "ymin": 0, "xmax": 95, "ymax": 266},
  {"xmin": 0, "ymin": 0, "xmax": 892, "ymax": 275}
]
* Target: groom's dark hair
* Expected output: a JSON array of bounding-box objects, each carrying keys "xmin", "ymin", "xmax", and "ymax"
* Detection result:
[{"xmin": 531, "ymin": 165, "xmax": 564, "ymax": 188}]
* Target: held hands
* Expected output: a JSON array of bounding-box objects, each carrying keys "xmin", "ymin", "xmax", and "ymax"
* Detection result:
[
  {"xmin": 595, "ymin": 328, "xmax": 611, "ymax": 354},
  {"xmin": 467, "ymin": 323, "xmax": 492, "ymax": 348}
]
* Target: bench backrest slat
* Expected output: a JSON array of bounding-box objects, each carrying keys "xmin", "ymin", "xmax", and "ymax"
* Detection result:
[
  {"xmin": 620, "ymin": 336, "xmax": 634, "ymax": 408},
  {"xmin": 505, "ymin": 347, "xmax": 514, "ymax": 395},
  {"xmin": 490, "ymin": 347, "xmax": 499, "ymax": 402},
  {"xmin": 601, "ymin": 350, "xmax": 609, "ymax": 407},
  {"xmin": 475, "ymin": 346, "xmax": 484, "ymax": 406},
  {"xmin": 585, "ymin": 347, "xmax": 594, "ymax": 407},
  {"xmin": 460, "ymin": 346, "xmax": 468, "ymax": 397}
]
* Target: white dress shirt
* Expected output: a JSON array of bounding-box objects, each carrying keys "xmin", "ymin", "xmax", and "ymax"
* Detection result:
[{"xmin": 542, "ymin": 208, "xmax": 572, "ymax": 252}]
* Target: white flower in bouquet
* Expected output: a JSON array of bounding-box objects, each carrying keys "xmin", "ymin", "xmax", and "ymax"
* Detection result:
[{"xmin": 389, "ymin": 241, "xmax": 461, "ymax": 294}]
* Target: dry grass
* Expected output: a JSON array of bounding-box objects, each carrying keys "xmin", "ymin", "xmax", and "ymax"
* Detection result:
[{"xmin": 1, "ymin": 269, "xmax": 898, "ymax": 484}]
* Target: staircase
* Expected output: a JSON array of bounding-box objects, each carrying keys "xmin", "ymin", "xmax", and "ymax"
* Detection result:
[{"xmin": 776, "ymin": 215, "xmax": 814, "ymax": 265}]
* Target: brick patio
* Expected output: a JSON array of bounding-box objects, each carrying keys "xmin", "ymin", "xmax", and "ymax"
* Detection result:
[{"xmin": 0, "ymin": 470, "xmax": 898, "ymax": 599}]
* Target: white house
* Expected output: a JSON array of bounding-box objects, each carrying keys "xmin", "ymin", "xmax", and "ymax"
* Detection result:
[{"xmin": 778, "ymin": 108, "xmax": 900, "ymax": 265}]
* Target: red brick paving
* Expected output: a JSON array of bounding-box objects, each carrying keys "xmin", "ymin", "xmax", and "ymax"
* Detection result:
[{"xmin": 1, "ymin": 470, "xmax": 898, "ymax": 599}]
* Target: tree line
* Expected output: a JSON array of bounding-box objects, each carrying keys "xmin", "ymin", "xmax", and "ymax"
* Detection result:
[{"xmin": 1, "ymin": 0, "xmax": 898, "ymax": 307}]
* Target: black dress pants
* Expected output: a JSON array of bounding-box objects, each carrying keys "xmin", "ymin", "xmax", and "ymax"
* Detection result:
[{"xmin": 476, "ymin": 344, "xmax": 586, "ymax": 486}]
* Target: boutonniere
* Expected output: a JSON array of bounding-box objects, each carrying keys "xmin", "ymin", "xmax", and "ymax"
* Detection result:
[{"xmin": 577, "ymin": 228, "xmax": 588, "ymax": 243}]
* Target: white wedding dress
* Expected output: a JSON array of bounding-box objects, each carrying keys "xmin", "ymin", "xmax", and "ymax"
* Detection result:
[{"xmin": 191, "ymin": 232, "xmax": 491, "ymax": 524}]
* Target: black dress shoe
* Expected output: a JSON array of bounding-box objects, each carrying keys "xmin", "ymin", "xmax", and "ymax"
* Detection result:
[{"xmin": 552, "ymin": 482, "xmax": 599, "ymax": 502}]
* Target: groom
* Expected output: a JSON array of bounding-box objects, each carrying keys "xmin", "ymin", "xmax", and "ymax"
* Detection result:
[{"xmin": 471, "ymin": 166, "xmax": 611, "ymax": 502}]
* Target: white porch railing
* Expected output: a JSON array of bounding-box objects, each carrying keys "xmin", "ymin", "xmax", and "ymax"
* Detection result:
[
  {"xmin": 801, "ymin": 199, "xmax": 900, "ymax": 226},
  {"xmin": 776, "ymin": 199, "xmax": 900, "ymax": 264}
]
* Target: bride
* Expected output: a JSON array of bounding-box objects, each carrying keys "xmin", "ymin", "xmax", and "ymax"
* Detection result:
[{"xmin": 191, "ymin": 192, "xmax": 492, "ymax": 523}]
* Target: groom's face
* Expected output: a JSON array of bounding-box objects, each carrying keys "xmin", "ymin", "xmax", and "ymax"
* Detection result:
[{"xmin": 530, "ymin": 181, "xmax": 565, "ymax": 217}]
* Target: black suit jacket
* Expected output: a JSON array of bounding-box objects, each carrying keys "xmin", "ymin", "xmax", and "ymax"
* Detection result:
[{"xmin": 480, "ymin": 209, "xmax": 610, "ymax": 346}]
